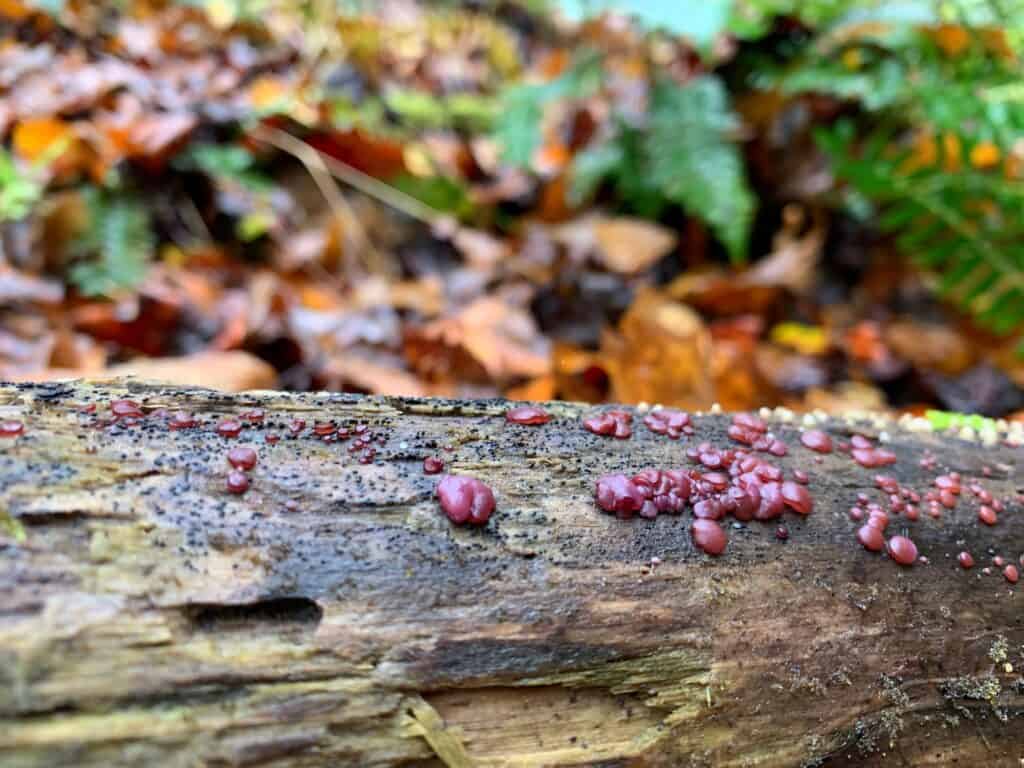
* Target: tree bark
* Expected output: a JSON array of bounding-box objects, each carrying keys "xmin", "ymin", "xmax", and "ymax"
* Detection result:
[{"xmin": 0, "ymin": 380, "xmax": 1022, "ymax": 768}]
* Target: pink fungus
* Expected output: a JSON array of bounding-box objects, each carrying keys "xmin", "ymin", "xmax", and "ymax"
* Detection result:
[
  {"xmin": 643, "ymin": 409, "xmax": 690, "ymax": 439},
  {"xmin": 227, "ymin": 446, "xmax": 258, "ymax": 471},
  {"xmin": 506, "ymin": 405, "xmax": 552, "ymax": 425},
  {"xmin": 437, "ymin": 475, "xmax": 496, "ymax": 525},
  {"xmin": 691, "ymin": 519, "xmax": 727, "ymax": 556},
  {"xmin": 216, "ymin": 420, "xmax": 243, "ymax": 438},
  {"xmin": 780, "ymin": 481, "xmax": 813, "ymax": 515},
  {"xmin": 857, "ymin": 525, "xmax": 885, "ymax": 552},
  {"xmin": 583, "ymin": 410, "xmax": 632, "ymax": 439},
  {"xmin": 226, "ymin": 470, "xmax": 250, "ymax": 494},
  {"xmin": 423, "ymin": 457, "xmax": 444, "ymax": 475},
  {"xmin": 800, "ymin": 430, "xmax": 833, "ymax": 453},
  {"xmin": 595, "ymin": 474, "xmax": 645, "ymax": 518},
  {"xmin": 887, "ymin": 535, "xmax": 918, "ymax": 566}
]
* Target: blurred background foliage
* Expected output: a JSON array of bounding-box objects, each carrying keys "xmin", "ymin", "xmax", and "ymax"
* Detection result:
[{"xmin": 2, "ymin": 0, "xmax": 1024, "ymax": 417}]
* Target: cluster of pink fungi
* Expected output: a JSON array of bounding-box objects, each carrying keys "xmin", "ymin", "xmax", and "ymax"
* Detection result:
[
  {"xmin": 2, "ymin": 398, "xmax": 1018, "ymax": 583},
  {"xmin": 436, "ymin": 404, "xmax": 1019, "ymax": 583}
]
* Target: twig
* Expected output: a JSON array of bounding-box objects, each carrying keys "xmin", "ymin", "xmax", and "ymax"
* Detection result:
[{"xmin": 249, "ymin": 123, "xmax": 392, "ymax": 278}]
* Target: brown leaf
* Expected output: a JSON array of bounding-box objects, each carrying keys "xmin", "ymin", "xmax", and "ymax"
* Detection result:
[
  {"xmin": 600, "ymin": 287, "xmax": 714, "ymax": 408},
  {"xmin": 741, "ymin": 204, "xmax": 824, "ymax": 294},
  {"xmin": 591, "ymin": 216, "xmax": 677, "ymax": 274},
  {"xmin": 885, "ymin": 321, "xmax": 974, "ymax": 376},
  {"xmin": 408, "ymin": 296, "xmax": 551, "ymax": 383},
  {"xmin": 322, "ymin": 352, "xmax": 428, "ymax": 397}
]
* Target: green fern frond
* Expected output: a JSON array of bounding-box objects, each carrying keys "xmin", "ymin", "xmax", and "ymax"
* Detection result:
[
  {"xmin": 820, "ymin": 120, "xmax": 1024, "ymax": 340},
  {"xmin": 646, "ymin": 77, "xmax": 756, "ymax": 263},
  {"xmin": 69, "ymin": 188, "xmax": 154, "ymax": 297}
]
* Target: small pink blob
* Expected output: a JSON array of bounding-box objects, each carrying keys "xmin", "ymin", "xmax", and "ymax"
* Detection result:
[
  {"xmin": 800, "ymin": 430, "xmax": 832, "ymax": 453},
  {"xmin": 437, "ymin": 475, "xmax": 496, "ymax": 526},
  {"xmin": 691, "ymin": 519, "xmax": 727, "ymax": 556},
  {"xmin": 506, "ymin": 405, "xmax": 552, "ymax": 425},
  {"xmin": 887, "ymin": 535, "xmax": 918, "ymax": 566}
]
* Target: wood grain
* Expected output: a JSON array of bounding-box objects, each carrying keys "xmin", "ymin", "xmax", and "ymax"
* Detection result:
[{"xmin": 0, "ymin": 380, "xmax": 1021, "ymax": 767}]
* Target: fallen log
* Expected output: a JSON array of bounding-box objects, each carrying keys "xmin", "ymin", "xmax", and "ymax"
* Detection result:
[{"xmin": 0, "ymin": 380, "xmax": 1022, "ymax": 768}]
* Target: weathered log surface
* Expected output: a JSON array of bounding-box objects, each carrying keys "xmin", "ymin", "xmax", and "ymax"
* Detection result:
[{"xmin": 0, "ymin": 380, "xmax": 1022, "ymax": 768}]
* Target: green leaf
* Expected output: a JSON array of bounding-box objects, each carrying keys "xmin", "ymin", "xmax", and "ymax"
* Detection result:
[
  {"xmin": 568, "ymin": 139, "xmax": 624, "ymax": 205},
  {"xmin": 69, "ymin": 188, "xmax": 154, "ymax": 297},
  {"xmin": 494, "ymin": 51, "xmax": 603, "ymax": 166},
  {"xmin": 0, "ymin": 149, "xmax": 43, "ymax": 222},
  {"xmin": 646, "ymin": 76, "xmax": 755, "ymax": 263}
]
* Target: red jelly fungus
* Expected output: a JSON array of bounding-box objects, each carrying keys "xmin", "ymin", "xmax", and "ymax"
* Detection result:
[
  {"xmin": 852, "ymin": 448, "xmax": 897, "ymax": 468},
  {"xmin": 691, "ymin": 519, "xmax": 727, "ymax": 556},
  {"xmin": 313, "ymin": 422, "xmax": 335, "ymax": 436},
  {"xmin": 423, "ymin": 457, "xmax": 444, "ymax": 475},
  {"xmin": 226, "ymin": 470, "xmax": 250, "ymax": 494},
  {"xmin": 957, "ymin": 551, "xmax": 974, "ymax": 569},
  {"xmin": 793, "ymin": 469, "xmax": 809, "ymax": 485},
  {"xmin": 111, "ymin": 399, "xmax": 143, "ymax": 418},
  {"xmin": 216, "ymin": 419, "xmax": 243, "ymax": 438},
  {"xmin": 227, "ymin": 446, "xmax": 258, "ymax": 471},
  {"xmin": 776, "ymin": 526, "xmax": 789, "ymax": 541},
  {"xmin": 0, "ymin": 420, "xmax": 24, "ymax": 437},
  {"xmin": 437, "ymin": 475, "xmax": 496, "ymax": 526},
  {"xmin": 887, "ymin": 535, "xmax": 918, "ymax": 566},
  {"xmin": 1005, "ymin": 565, "xmax": 1020, "ymax": 584},
  {"xmin": 780, "ymin": 481, "xmax": 813, "ymax": 515},
  {"xmin": 583, "ymin": 410, "xmax": 632, "ymax": 439},
  {"xmin": 506, "ymin": 405, "xmax": 552, "ymax": 425},
  {"xmin": 978, "ymin": 505, "xmax": 998, "ymax": 526},
  {"xmin": 800, "ymin": 430, "xmax": 833, "ymax": 453},
  {"xmin": 243, "ymin": 409, "xmax": 265, "ymax": 423},
  {"xmin": 595, "ymin": 474, "xmax": 645, "ymax": 517},
  {"xmin": 733, "ymin": 413, "xmax": 766, "ymax": 433},
  {"xmin": 643, "ymin": 408, "xmax": 690, "ymax": 439},
  {"xmin": 168, "ymin": 412, "xmax": 197, "ymax": 430},
  {"xmin": 265, "ymin": 434, "xmax": 280, "ymax": 444},
  {"xmin": 288, "ymin": 419, "xmax": 305, "ymax": 435},
  {"xmin": 857, "ymin": 525, "xmax": 885, "ymax": 552}
]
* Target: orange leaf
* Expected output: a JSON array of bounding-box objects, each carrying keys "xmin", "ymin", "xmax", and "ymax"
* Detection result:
[
  {"xmin": 970, "ymin": 141, "xmax": 1000, "ymax": 170},
  {"xmin": 249, "ymin": 76, "xmax": 290, "ymax": 111},
  {"xmin": 931, "ymin": 24, "xmax": 971, "ymax": 57},
  {"xmin": 12, "ymin": 118, "xmax": 73, "ymax": 164}
]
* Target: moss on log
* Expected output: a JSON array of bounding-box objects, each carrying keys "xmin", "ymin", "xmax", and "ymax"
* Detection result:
[{"xmin": 0, "ymin": 380, "xmax": 1022, "ymax": 767}]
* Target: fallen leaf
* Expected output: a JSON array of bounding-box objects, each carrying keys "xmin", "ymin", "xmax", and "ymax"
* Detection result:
[
  {"xmin": 600, "ymin": 287, "xmax": 713, "ymax": 408},
  {"xmin": 505, "ymin": 374, "xmax": 556, "ymax": 402},
  {"xmin": 741, "ymin": 204, "xmax": 824, "ymax": 294},
  {"xmin": 885, "ymin": 320, "xmax": 973, "ymax": 375},
  {"xmin": 408, "ymin": 296, "xmax": 551, "ymax": 383},
  {"xmin": 12, "ymin": 117, "xmax": 73, "ymax": 163},
  {"xmin": 770, "ymin": 322, "xmax": 830, "ymax": 356},
  {"xmin": 592, "ymin": 216, "xmax": 677, "ymax": 274},
  {"xmin": 322, "ymin": 351, "xmax": 428, "ymax": 397}
]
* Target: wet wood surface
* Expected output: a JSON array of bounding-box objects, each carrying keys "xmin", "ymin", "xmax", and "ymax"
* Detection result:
[{"xmin": 0, "ymin": 380, "xmax": 1022, "ymax": 767}]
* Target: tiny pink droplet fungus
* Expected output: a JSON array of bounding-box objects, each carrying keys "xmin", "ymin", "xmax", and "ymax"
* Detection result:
[
  {"xmin": 437, "ymin": 475, "xmax": 496, "ymax": 526},
  {"xmin": 506, "ymin": 405, "xmax": 552, "ymax": 425}
]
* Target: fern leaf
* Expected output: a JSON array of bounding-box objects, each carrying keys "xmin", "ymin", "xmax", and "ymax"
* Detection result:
[
  {"xmin": 69, "ymin": 189, "xmax": 154, "ymax": 297},
  {"xmin": 646, "ymin": 76, "xmax": 755, "ymax": 263}
]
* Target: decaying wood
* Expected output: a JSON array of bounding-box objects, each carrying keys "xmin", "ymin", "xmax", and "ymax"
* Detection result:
[{"xmin": 0, "ymin": 380, "xmax": 1022, "ymax": 768}]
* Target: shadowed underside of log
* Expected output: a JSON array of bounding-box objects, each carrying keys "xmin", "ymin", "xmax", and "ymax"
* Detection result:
[{"xmin": 0, "ymin": 380, "xmax": 1022, "ymax": 768}]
